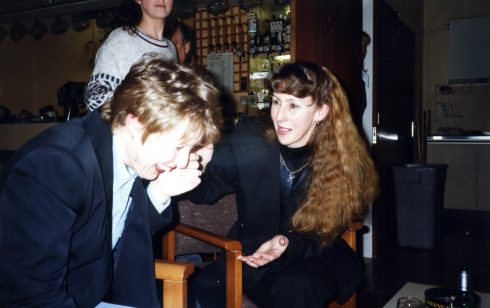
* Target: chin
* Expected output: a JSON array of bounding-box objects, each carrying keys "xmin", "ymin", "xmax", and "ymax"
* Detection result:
[
  {"xmin": 141, "ymin": 172, "xmax": 158, "ymax": 181},
  {"xmin": 277, "ymin": 136, "xmax": 292, "ymax": 146}
]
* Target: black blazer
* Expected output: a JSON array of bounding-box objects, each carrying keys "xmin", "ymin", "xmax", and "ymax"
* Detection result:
[
  {"xmin": 184, "ymin": 116, "xmax": 361, "ymax": 303},
  {"xmin": 0, "ymin": 111, "xmax": 172, "ymax": 307}
]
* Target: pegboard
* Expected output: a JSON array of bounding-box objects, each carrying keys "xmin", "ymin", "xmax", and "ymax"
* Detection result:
[{"xmin": 193, "ymin": 6, "xmax": 249, "ymax": 94}]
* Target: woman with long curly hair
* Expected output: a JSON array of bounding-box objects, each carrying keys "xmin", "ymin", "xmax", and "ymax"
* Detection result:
[{"xmin": 183, "ymin": 60, "xmax": 378, "ymax": 308}]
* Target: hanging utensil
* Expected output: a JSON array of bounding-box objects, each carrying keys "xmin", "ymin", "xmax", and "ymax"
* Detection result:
[
  {"xmin": 230, "ymin": 16, "xmax": 237, "ymax": 51},
  {"xmin": 52, "ymin": 16, "xmax": 69, "ymax": 35},
  {"xmin": 235, "ymin": 23, "xmax": 245, "ymax": 62},
  {"xmin": 222, "ymin": 16, "xmax": 230, "ymax": 51},
  {"xmin": 0, "ymin": 26, "xmax": 8, "ymax": 43},
  {"xmin": 207, "ymin": 19, "xmax": 214, "ymax": 54},
  {"xmin": 10, "ymin": 22, "xmax": 28, "ymax": 41},
  {"xmin": 215, "ymin": 17, "xmax": 221, "ymax": 52},
  {"xmin": 173, "ymin": 0, "xmax": 197, "ymax": 19},
  {"xmin": 238, "ymin": 0, "xmax": 261, "ymax": 10},
  {"xmin": 71, "ymin": 13, "xmax": 90, "ymax": 32},
  {"xmin": 30, "ymin": 19, "xmax": 47, "ymax": 40},
  {"xmin": 207, "ymin": 0, "xmax": 229, "ymax": 16}
]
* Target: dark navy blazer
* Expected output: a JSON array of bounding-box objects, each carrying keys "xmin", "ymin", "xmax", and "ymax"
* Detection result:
[{"xmin": 0, "ymin": 111, "xmax": 172, "ymax": 307}]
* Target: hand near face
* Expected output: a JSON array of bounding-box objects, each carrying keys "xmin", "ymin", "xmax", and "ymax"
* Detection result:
[
  {"xmin": 195, "ymin": 144, "xmax": 214, "ymax": 171},
  {"xmin": 148, "ymin": 153, "xmax": 202, "ymax": 203},
  {"xmin": 237, "ymin": 235, "xmax": 289, "ymax": 268}
]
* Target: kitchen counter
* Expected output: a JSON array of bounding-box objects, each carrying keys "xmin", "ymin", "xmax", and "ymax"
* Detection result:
[
  {"xmin": 427, "ymin": 135, "xmax": 490, "ymax": 143},
  {"xmin": 0, "ymin": 122, "xmax": 58, "ymax": 151}
]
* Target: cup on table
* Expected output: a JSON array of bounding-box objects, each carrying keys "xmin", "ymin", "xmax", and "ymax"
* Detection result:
[{"xmin": 396, "ymin": 296, "xmax": 424, "ymax": 308}]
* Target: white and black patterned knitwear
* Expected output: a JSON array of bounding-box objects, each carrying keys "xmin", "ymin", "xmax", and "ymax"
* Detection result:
[{"xmin": 84, "ymin": 27, "xmax": 177, "ymax": 111}]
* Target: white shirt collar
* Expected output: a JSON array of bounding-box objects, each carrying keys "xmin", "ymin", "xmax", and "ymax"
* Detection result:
[{"xmin": 112, "ymin": 134, "xmax": 136, "ymax": 192}]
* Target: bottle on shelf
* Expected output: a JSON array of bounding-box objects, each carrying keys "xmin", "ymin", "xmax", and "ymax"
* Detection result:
[
  {"xmin": 284, "ymin": 11, "xmax": 291, "ymax": 46},
  {"xmin": 269, "ymin": 14, "xmax": 278, "ymax": 52},
  {"xmin": 248, "ymin": 33, "xmax": 259, "ymax": 57},
  {"xmin": 261, "ymin": 19, "xmax": 271, "ymax": 55}
]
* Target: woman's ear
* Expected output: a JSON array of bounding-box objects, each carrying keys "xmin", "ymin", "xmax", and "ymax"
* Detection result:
[
  {"xmin": 315, "ymin": 103, "xmax": 329, "ymax": 122},
  {"xmin": 184, "ymin": 41, "xmax": 191, "ymax": 54}
]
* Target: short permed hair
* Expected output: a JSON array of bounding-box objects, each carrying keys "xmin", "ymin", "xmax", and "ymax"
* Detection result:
[{"xmin": 101, "ymin": 54, "xmax": 222, "ymax": 147}]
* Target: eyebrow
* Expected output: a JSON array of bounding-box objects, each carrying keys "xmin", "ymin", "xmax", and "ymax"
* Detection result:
[{"xmin": 273, "ymin": 96, "xmax": 311, "ymax": 105}]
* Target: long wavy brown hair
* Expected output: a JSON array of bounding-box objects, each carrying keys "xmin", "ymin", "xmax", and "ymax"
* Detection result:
[{"xmin": 266, "ymin": 61, "xmax": 378, "ymax": 246}]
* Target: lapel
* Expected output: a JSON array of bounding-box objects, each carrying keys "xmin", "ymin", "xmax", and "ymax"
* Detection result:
[
  {"xmin": 84, "ymin": 111, "xmax": 114, "ymax": 239},
  {"xmin": 128, "ymin": 179, "xmax": 146, "ymax": 226}
]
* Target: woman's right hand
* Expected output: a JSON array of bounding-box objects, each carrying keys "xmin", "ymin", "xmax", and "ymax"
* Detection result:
[{"xmin": 237, "ymin": 235, "xmax": 289, "ymax": 268}]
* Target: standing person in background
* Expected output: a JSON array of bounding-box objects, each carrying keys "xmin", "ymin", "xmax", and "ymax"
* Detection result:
[
  {"xmin": 168, "ymin": 20, "xmax": 236, "ymax": 131},
  {"xmin": 84, "ymin": 0, "xmax": 177, "ymax": 111},
  {"xmin": 171, "ymin": 21, "xmax": 196, "ymax": 65},
  {"xmin": 352, "ymin": 31, "xmax": 372, "ymax": 136},
  {"xmin": 182, "ymin": 61, "xmax": 378, "ymax": 307},
  {"xmin": 0, "ymin": 56, "xmax": 222, "ymax": 308}
]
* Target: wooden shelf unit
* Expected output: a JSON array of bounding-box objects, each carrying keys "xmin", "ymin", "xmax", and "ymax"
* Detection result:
[{"xmin": 193, "ymin": 6, "xmax": 249, "ymax": 95}]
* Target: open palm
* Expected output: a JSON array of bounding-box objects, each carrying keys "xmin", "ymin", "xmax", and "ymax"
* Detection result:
[{"xmin": 237, "ymin": 235, "xmax": 289, "ymax": 268}]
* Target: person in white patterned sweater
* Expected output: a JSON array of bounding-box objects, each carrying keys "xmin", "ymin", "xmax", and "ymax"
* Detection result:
[{"xmin": 85, "ymin": 0, "xmax": 177, "ymax": 111}]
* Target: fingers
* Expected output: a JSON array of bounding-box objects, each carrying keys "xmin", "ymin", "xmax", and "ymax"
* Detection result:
[
  {"xmin": 237, "ymin": 252, "xmax": 274, "ymax": 268},
  {"xmin": 237, "ymin": 256, "xmax": 260, "ymax": 268},
  {"xmin": 189, "ymin": 152, "xmax": 200, "ymax": 162},
  {"xmin": 195, "ymin": 144, "xmax": 214, "ymax": 171},
  {"xmin": 236, "ymin": 255, "xmax": 254, "ymax": 266}
]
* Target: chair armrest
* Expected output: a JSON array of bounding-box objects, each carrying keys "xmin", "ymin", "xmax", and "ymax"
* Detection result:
[
  {"xmin": 155, "ymin": 259, "xmax": 195, "ymax": 308},
  {"xmin": 154, "ymin": 259, "xmax": 195, "ymax": 281},
  {"xmin": 342, "ymin": 220, "xmax": 364, "ymax": 252},
  {"xmin": 346, "ymin": 221, "xmax": 364, "ymax": 232},
  {"xmin": 174, "ymin": 223, "xmax": 242, "ymax": 251}
]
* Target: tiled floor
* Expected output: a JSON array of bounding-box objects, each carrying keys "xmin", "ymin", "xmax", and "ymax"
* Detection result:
[{"xmin": 358, "ymin": 209, "xmax": 490, "ymax": 308}]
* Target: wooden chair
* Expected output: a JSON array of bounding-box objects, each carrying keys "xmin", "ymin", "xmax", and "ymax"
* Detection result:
[
  {"xmin": 328, "ymin": 221, "xmax": 364, "ymax": 308},
  {"xmin": 154, "ymin": 259, "xmax": 195, "ymax": 308},
  {"xmin": 162, "ymin": 223, "xmax": 243, "ymax": 308},
  {"xmin": 160, "ymin": 218, "xmax": 363, "ymax": 308}
]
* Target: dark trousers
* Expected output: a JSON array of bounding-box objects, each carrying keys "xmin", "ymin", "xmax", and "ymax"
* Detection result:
[{"xmin": 189, "ymin": 255, "xmax": 338, "ymax": 308}]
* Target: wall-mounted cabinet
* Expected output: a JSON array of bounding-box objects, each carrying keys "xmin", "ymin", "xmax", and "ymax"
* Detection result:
[{"xmin": 431, "ymin": 83, "xmax": 490, "ymax": 135}]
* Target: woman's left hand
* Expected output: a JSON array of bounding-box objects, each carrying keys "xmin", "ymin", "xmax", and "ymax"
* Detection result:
[
  {"xmin": 237, "ymin": 235, "xmax": 289, "ymax": 268},
  {"xmin": 195, "ymin": 144, "xmax": 214, "ymax": 172}
]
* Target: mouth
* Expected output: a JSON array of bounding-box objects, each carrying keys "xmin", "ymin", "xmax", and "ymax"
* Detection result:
[
  {"xmin": 155, "ymin": 163, "xmax": 176, "ymax": 174},
  {"xmin": 276, "ymin": 125, "xmax": 291, "ymax": 136},
  {"xmin": 155, "ymin": 165, "xmax": 165, "ymax": 174}
]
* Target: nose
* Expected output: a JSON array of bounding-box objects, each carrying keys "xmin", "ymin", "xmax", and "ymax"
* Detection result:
[
  {"xmin": 272, "ymin": 104, "xmax": 287, "ymax": 122},
  {"xmin": 175, "ymin": 149, "xmax": 190, "ymax": 169}
]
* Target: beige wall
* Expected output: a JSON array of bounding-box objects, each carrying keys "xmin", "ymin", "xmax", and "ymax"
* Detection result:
[
  {"xmin": 423, "ymin": 0, "xmax": 490, "ymax": 134},
  {"xmin": 0, "ymin": 18, "xmax": 106, "ymax": 116}
]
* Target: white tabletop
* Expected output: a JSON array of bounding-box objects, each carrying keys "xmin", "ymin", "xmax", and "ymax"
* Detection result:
[{"xmin": 383, "ymin": 282, "xmax": 490, "ymax": 307}]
